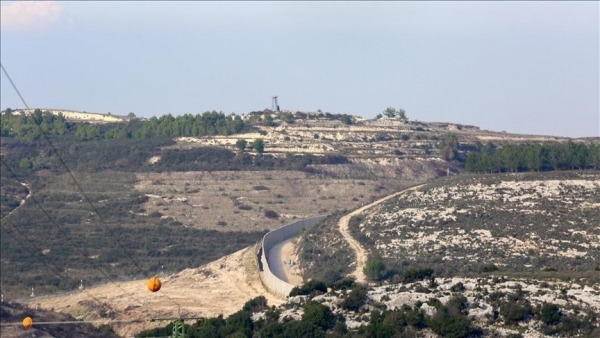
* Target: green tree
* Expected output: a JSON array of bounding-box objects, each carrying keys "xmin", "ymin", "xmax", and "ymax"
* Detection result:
[
  {"xmin": 403, "ymin": 268, "xmax": 434, "ymax": 283},
  {"xmin": 341, "ymin": 285, "xmax": 368, "ymax": 312},
  {"xmin": 281, "ymin": 112, "xmax": 295, "ymax": 124},
  {"xmin": 340, "ymin": 114, "xmax": 353, "ymax": 125},
  {"xmin": 590, "ymin": 144, "xmax": 600, "ymax": 169},
  {"xmin": 428, "ymin": 304, "xmax": 472, "ymax": 338},
  {"xmin": 439, "ymin": 133, "xmax": 459, "ymax": 161},
  {"xmin": 235, "ymin": 139, "xmax": 247, "ymax": 152},
  {"xmin": 302, "ymin": 301, "xmax": 335, "ymax": 331},
  {"xmin": 364, "ymin": 257, "xmax": 388, "ymax": 280},
  {"xmin": 262, "ymin": 114, "xmax": 274, "ymax": 126},
  {"xmin": 75, "ymin": 124, "xmax": 101, "ymax": 139},
  {"xmin": 252, "ymin": 138, "xmax": 265, "ymax": 154},
  {"xmin": 383, "ymin": 107, "xmax": 397, "ymax": 118},
  {"xmin": 396, "ymin": 108, "xmax": 407, "ymax": 119},
  {"xmin": 290, "ymin": 280, "xmax": 327, "ymax": 297},
  {"xmin": 539, "ymin": 303, "xmax": 561, "ymax": 325},
  {"xmin": 526, "ymin": 144, "xmax": 543, "ymax": 172}
]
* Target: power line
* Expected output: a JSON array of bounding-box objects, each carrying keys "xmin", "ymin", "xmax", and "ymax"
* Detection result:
[
  {"xmin": 0, "ymin": 62, "xmax": 182, "ymax": 310},
  {"xmin": 0, "ymin": 319, "xmax": 144, "ymax": 326},
  {"xmin": 0, "ymin": 63, "xmax": 148, "ymax": 276},
  {"xmin": 1, "ymin": 217, "xmax": 142, "ymax": 310},
  {"xmin": 0, "ymin": 158, "xmax": 144, "ymax": 307}
]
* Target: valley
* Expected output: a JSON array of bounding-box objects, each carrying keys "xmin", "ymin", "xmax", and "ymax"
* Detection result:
[{"xmin": 1, "ymin": 108, "xmax": 599, "ymax": 337}]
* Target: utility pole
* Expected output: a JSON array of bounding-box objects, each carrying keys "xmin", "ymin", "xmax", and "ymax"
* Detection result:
[
  {"xmin": 271, "ymin": 96, "xmax": 280, "ymax": 113},
  {"xmin": 151, "ymin": 317, "xmax": 205, "ymax": 338}
]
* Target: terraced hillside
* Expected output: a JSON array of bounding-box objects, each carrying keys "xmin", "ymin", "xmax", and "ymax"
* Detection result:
[{"xmin": 347, "ymin": 171, "xmax": 600, "ymax": 278}]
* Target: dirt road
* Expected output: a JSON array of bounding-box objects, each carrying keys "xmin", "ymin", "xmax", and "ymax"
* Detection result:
[
  {"xmin": 339, "ymin": 184, "xmax": 425, "ymax": 283},
  {"xmin": 3, "ymin": 182, "xmax": 31, "ymax": 220}
]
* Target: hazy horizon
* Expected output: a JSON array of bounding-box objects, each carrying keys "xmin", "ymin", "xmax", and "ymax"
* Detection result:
[{"xmin": 1, "ymin": 1, "xmax": 598, "ymax": 138}]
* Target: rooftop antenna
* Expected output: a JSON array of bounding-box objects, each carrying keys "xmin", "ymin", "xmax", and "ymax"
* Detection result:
[{"xmin": 271, "ymin": 96, "xmax": 280, "ymax": 113}]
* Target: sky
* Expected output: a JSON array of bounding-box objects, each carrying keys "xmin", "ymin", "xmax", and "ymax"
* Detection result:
[{"xmin": 0, "ymin": 1, "xmax": 598, "ymax": 138}]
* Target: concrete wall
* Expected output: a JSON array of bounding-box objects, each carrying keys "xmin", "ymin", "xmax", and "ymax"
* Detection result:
[{"xmin": 258, "ymin": 216, "xmax": 327, "ymax": 299}]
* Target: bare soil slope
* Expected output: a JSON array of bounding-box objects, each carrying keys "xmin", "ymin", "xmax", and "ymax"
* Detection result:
[{"xmin": 29, "ymin": 246, "xmax": 283, "ymax": 338}]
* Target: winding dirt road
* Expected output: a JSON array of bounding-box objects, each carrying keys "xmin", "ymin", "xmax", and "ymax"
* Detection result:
[
  {"xmin": 2, "ymin": 182, "xmax": 31, "ymax": 220},
  {"xmin": 339, "ymin": 184, "xmax": 425, "ymax": 283}
]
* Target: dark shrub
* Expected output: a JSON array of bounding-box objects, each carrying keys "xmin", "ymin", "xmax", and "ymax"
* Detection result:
[
  {"xmin": 302, "ymin": 301, "xmax": 335, "ymax": 330},
  {"xmin": 539, "ymin": 303, "xmax": 561, "ymax": 325},
  {"xmin": 264, "ymin": 210, "xmax": 279, "ymax": 219},
  {"xmin": 290, "ymin": 280, "xmax": 327, "ymax": 297},
  {"xmin": 364, "ymin": 257, "xmax": 388, "ymax": 281},
  {"xmin": 341, "ymin": 285, "xmax": 368, "ymax": 312},
  {"xmin": 403, "ymin": 268, "xmax": 434, "ymax": 283},
  {"xmin": 481, "ymin": 264, "xmax": 499, "ymax": 272}
]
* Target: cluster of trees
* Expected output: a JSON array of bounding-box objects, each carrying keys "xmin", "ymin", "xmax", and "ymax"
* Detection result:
[
  {"xmin": 136, "ymin": 296, "xmax": 341, "ymax": 338},
  {"xmin": 132, "ymin": 111, "xmax": 244, "ymax": 138},
  {"xmin": 379, "ymin": 107, "xmax": 407, "ymax": 120},
  {"xmin": 363, "ymin": 256, "xmax": 388, "ymax": 280},
  {"xmin": 236, "ymin": 139, "xmax": 264, "ymax": 154},
  {"xmin": 135, "ymin": 282, "xmax": 480, "ymax": 338},
  {"xmin": 466, "ymin": 141, "xmax": 600, "ymax": 173},
  {"xmin": 1, "ymin": 109, "xmax": 72, "ymax": 141},
  {"xmin": 438, "ymin": 133, "xmax": 459, "ymax": 161},
  {"xmin": 1, "ymin": 135, "xmax": 350, "ymax": 178},
  {"xmin": 1, "ymin": 109, "xmax": 246, "ymax": 141},
  {"xmin": 340, "ymin": 114, "xmax": 353, "ymax": 125},
  {"xmin": 487, "ymin": 287, "xmax": 598, "ymax": 336},
  {"xmin": 137, "ymin": 278, "xmax": 599, "ymax": 338}
]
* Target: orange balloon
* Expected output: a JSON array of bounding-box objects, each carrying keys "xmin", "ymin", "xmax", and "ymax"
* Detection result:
[
  {"xmin": 147, "ymin": 277, "xmax": 161, "ymax": 292},
  {"xmin": 22, "ymin": 316, "xmax": 33, "ymax": 329}
]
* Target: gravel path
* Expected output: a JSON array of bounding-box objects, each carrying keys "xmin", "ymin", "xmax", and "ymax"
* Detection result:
[{"xmin": 338, "ymin": 184, "xmax": 425, "ymax": 283}]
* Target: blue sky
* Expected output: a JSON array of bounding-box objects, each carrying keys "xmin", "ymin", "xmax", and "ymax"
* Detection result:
[{"xmin": 1, "ymin": 1, "xmax": 598, "ymax": 137}]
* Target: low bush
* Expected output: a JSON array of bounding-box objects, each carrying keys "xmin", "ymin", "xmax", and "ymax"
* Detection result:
[
  {"xmin": 264, "ymin": 210, "xmax": 279, "ymax": 219},
  {"xmin": 403, "ymin": 268, "xmax": 434, "ymax": 283},
  {"xmin": 289, "ymin": 280, "xmax": 327, "ymax": 297},
  {"xmin": 341, "ymin": 285, "xmax": 368, "ymax": 312}
]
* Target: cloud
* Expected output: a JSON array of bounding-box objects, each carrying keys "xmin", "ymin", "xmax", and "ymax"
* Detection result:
[{"xmin": 1, "ymin": 1, "xmax": 72, "ymax": 31}]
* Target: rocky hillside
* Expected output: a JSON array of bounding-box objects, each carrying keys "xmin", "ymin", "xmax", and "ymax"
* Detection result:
[
  {"xmin": 347, "ymin": 171, "xmax": 600, "ymax": 278},
  {"xmin": 139, "ymin": 274, "xmax": 600, "ymax": 337},
  {"xmin": 173, "ymin": 109, "xmax": 594, "ymax": 163},
  {"xmin": 279, "ymin": 275, "xmax": 600, "ymax": 337}
]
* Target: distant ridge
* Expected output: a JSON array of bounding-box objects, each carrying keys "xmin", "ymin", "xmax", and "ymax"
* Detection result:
[{"xmin": 3, "ymin": 108, "xmax": 144, "ymax": 123}]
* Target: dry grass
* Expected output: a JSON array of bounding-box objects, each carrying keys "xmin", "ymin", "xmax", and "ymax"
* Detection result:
[{"xmin": 133, "ymin": 170, "xmax": 413, "ymax": 232}]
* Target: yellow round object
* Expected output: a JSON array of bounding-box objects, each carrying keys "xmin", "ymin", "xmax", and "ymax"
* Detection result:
[
  {"xmin": 22, "ymin": 316, "xmax": 33, "ymax": 329},
  {"xmin": 147, "ymin": 277, "xmax": 161, "ymax": 292}
]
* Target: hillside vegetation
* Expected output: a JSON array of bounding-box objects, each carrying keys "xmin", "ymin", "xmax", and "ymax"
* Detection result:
[
  {"xmin": 0, "ymin": 169, "xmax": 267, "ymax": 299},
  {"xmin": 139, "ymin": 275, "xmax": 600, "ymax": 337},
  {"xmin": 346, "ymin": 171, "xmax": 600, "ymax": 280},
  {"xmin": 1, "ymin": 301, "xmax": 118, "ymax": 337},
  {"xmin": 2, "ymin": 107, "xmax": 599, "ymax": 337}
]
